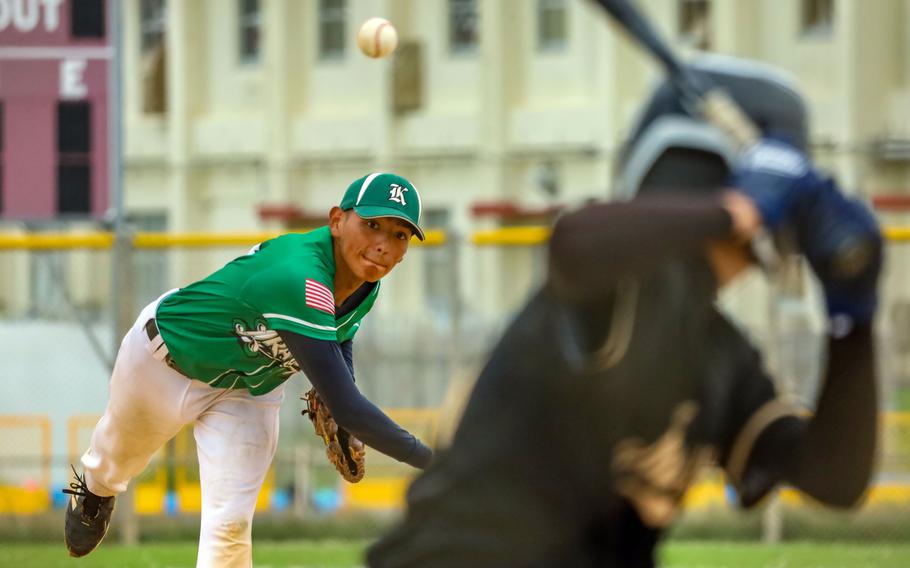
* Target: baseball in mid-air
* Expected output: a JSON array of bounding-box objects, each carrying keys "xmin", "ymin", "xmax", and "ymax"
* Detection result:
[{"xmin": 357, "ymin": 17, "xmax": 398, "ymax": 59}]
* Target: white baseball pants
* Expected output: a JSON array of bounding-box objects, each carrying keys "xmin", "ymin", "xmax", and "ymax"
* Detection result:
[{"xmin": 80, "ymin": 292, "xmax": 286, "ymax": 568}]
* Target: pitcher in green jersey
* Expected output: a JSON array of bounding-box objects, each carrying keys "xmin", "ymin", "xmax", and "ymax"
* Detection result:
[{"xmin": 64, "ymin": 173, "xmax": 433, "ymax": 568}]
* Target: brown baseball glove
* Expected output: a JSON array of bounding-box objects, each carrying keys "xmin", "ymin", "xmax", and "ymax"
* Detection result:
[{"xmin": 302, "ymin": 388, "xmax": 366, "ymax": 483}]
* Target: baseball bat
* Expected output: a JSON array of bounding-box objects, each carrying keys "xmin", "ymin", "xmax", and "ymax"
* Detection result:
[
  {"xmin": 590, "ymin": 0, "xmax": 877, "ymax": 282},
  {"xmin": 589, "ymin": 0, "xmax": 759, "ymax": 147}
]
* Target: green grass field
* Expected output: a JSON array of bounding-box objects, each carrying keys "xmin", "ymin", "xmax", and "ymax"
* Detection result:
[{"xmin": 2, "ymin": 541, "xmax": 909, "ymax": 568}]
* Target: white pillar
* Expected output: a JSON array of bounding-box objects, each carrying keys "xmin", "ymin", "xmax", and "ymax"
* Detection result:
[
  {"xmin": 264, "ymin": 0, "xmax": 292, "ymax": 208},
  {"xmin": 166, "ymin": 0, "xmax": 195, "ymax": 281}
]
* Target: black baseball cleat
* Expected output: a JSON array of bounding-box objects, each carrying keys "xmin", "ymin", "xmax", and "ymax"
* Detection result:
[{"xmin": 63, "ymin": 465, "xmax": 115, "ymax": 558}]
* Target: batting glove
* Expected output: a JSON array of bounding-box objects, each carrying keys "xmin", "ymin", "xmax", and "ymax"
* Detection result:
[
  {"xmin": 731, "ymin": 139, "xmax": 820, "ymax": 229},
  {"xmin": 793, "ymin": 178, "xmax": 883, "ymax": 326}
]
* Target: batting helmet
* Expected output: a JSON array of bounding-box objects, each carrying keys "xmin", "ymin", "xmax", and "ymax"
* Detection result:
[{"xmin": 614, "ymin": 53, "xmax": 809, "ymax": 199}]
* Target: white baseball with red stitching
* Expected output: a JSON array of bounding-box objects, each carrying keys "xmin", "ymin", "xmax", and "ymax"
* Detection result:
[{"xmin": 357, "ymin": 17, "xmax": 398, "ymax": 59}]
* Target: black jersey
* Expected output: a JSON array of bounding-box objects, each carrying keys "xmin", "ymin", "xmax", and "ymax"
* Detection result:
[
  {"xmin": 368, "ymin": 256, "xmax": 797, "ymax": 568},
  {"xmin": 369, "ymin": 195, "xmax": 878, "ymax": 567}
]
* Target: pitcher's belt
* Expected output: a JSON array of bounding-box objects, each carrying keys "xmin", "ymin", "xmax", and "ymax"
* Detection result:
[{"xmin": 144, "ymin": 318, "xmax": 187, "ymax": 376}]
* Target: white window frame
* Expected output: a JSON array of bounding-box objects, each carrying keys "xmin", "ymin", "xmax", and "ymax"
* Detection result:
[
  {"xmin": 140, "ymin": 0, "xmax": 167, "ymax": 54},
  {"xmin": 537, "ymin": 0, "xmax": 568, "ymax": 53},
  {"xmin": 449, "ymin": 0, "xmax": 478, "ymax": 56},
  {"xmin": 318, "ymin": 0, "xmax": 347, "ymax": 61},
  {"xmin": 800, "ymin": 0, "xmax": 834, "ymax": 38},
  {"xmin": 238, "ymin": 0, "xmax": 262, "ymax": 65},
  {"xmin": 678, "ymin": 0, "xmax": 711, "ymax": 50}
]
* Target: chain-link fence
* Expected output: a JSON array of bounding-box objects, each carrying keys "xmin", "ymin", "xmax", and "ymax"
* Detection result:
[{"xmin": 1, "ymin": 224, "xmax": 909, "ymax": 542}]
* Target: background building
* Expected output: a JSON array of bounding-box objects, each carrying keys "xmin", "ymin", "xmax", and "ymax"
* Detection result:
[{"xmin": 1, "ymin": 0, "xmax": 908, "ymax": 319}]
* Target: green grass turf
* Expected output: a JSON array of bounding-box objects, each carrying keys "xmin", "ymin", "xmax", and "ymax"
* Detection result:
[
  {"xmin": 2, "ymin": 540, "xmax": 910, "ymax": 567},
  {"xmin": 0, "ymin": 540, "xmax": 365, "ymax": 568},
  {"xmin": 661, "ymin": 542, "xmax": 910, "ymax": 568},
  {"xmin": 893, "ymin": 386, "xmax": 910, "ymax": 411}
]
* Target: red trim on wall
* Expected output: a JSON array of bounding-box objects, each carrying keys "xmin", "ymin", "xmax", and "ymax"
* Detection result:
[
  {"xmin": 470, "ymin": 200, "xmax": 563, "ymax": 221},
  {"xmin": 257, "ymin": 204, "xmax": 326, "ymax": 227},
  {"xmin": 872, "ymin": 195, "xmax": 910, "ymax": 211}
]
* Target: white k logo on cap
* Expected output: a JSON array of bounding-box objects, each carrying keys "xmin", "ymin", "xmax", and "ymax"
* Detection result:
[{"xmin": 388, "ymin": 184, "xmax": 408, "ymax": 206}]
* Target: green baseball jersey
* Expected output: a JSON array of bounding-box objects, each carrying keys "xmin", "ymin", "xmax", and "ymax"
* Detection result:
[{"xmin": 154, "ymin": 227, "xmax": 379, "ymax": 395}]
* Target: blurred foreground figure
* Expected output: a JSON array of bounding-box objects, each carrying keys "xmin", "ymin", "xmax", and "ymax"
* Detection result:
[
  {"xmin": 368, "ymin": 57, "xmax": 882, "ymax": 568},
  {"xmin": 63, "ymin": 174, "xmax": 433, "ymax": 567}
]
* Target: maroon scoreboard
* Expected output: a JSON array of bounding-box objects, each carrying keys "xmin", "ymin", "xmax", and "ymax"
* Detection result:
[{"xmin": 0, "ymin": 0, "xmax": 111, "ymax": 220}]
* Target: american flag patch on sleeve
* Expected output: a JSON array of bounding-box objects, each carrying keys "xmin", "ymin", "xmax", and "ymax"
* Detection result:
[{"xmin": 306, "ymin": 279, "xmax": 336, "ymax": 315}]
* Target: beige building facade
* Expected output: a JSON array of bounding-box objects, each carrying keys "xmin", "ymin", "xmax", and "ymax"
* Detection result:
[
  {"xmin": 2, "ymin": 0, "xmax": 908, "ymax": 325},
  {"xmin": 118, "ymin": 0, "xmax": 909, "ymax": 315}
]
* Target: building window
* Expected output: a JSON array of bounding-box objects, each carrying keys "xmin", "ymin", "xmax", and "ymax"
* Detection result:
[
  {"xmin": 538, "ymin": 0, "xmax": 567, "ymax": 52},
  {"xmin": 239, "ymin": 0, "xmax": 261, "ymax": 64},
  {"xmin": 71, "ymin": 0, "xmax": 106, "ymax": 39},
  {"xmin": 57, "ymin": 102, "xmax": 92, "ymax": 214},
  {"xmin": 678, "ymin": 0, "xmax": 710, "ymax": 50},
  {"xmin": 140, "ymin": 0, "xmax": 167, "ymax": 54},
  {"xmin": 449, "ymin": 0, "xmax": 478, "ymax": 55},
  {"xmin": 318, "ymin": 0, "xmax": 346, "ymax": 60},
  {"xmin": 801, "ymin": 0, "xmax": 833, "ymax": 36},
  {"xmin": 140, "ymin": 0, "xmax": 167, "ymax": 114}
]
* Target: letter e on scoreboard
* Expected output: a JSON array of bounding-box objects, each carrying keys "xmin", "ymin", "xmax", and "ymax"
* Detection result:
[{"xmin": 60, "ymin": 59, "xmax": 88, "ymax": 99}]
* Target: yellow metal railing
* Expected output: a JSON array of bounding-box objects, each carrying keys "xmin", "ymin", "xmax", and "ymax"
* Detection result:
[
  {"xmin": 0, "ymin": 229, "xmax": 447, "ymax": 250},
  {"xmin": 471, "ymin": 226, "xmax": 552, "ymax": 246},
  {"xmin": 472, "ymin": 226, "xmax": 910, "ymax": 247},
  {"xmin": 0, "ymin": 232, "xmax": 116, "ymax": 250},
  {"xmin": 884, "ymin": 226, "xmax": 910, "ymax": 242},
  {"xmin": 0, "ymin": 226, "xmax": 905, "ymax": 250}
]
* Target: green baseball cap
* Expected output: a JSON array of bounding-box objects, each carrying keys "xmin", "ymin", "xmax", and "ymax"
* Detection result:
[{"xmin": 340, "ymin": 173, "xmax": 425, "ymax": 240}]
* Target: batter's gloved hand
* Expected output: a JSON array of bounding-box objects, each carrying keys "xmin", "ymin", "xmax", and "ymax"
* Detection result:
[
  {"xmin": 731, "ymin": 139, "xmax": 821, "ymax": 229},
  {"xmin": 302, "ymin": 388, "xmax": 366, "ymax": 483},
  {"xmin": 793, "ymin": 177, "xmax": 883, "ymax": 326}
]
